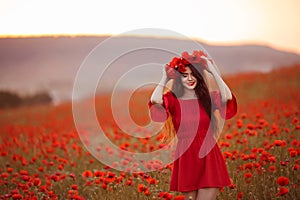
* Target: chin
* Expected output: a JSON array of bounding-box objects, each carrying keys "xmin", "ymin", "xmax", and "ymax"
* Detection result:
[{"xmin": 184, "ymin": 85, "xmax": 196, "ymax": 90}]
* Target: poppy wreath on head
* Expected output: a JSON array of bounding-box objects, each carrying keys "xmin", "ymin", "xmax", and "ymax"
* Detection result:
[{"xmin": 165, "ymin": 50, "xmax": 212, "ymax": 79}]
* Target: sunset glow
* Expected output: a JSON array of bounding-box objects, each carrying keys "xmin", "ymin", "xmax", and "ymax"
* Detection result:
[{"xmin": 1, "ymin": 0, "xmax": 300, "ymax": 53}]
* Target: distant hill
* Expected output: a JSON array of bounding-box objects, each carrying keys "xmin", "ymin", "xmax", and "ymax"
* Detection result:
[{"xmin": 1, "ymin": 36, "xmax": 300, "ymax": 103}]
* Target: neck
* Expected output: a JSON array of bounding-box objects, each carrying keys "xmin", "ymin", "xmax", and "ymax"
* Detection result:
[{"xmin": 182, "ymin": 89, "xmax": 196, "ymax": 99}]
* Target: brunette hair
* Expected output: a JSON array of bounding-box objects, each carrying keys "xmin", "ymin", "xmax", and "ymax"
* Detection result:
[
  {"xmin": 172, "ymin": 63, "xmax": 212, "ymax": 118},
  {"xmin": 160, "ymin": 64, "xmax": 218, "ymax": 142}
]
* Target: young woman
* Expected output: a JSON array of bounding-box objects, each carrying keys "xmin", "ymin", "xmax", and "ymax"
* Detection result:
[{"xmin": 148, "ymin": 51, "xmax": 237, "ymax": 200}]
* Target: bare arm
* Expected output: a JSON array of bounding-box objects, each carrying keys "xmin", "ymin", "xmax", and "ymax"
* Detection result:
[
  {"xmin": 202, "ymin": 57, "xmax": 232, "ymax": 103},
  {"xmin": 150, "ymin": 65, "xmax": 170, "ymax": 105}
]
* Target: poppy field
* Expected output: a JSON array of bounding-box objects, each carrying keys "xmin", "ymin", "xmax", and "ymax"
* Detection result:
[{"xmin": 0, "ymin": 65, "xmax": 300, "ymax": 199}]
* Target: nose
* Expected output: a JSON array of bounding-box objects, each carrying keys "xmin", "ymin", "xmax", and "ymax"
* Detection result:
[{"xmin": 188, "ymin": 74, "xmax": 193, "ymax": 80}]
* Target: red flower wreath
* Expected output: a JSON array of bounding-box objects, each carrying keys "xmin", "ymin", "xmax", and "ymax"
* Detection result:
[{"xmin": 165, "ymin": 50, "xmax": 212, "ymax": 79}]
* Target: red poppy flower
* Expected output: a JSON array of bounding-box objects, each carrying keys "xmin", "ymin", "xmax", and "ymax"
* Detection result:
[
  {"xmin": 292, "ymin": 164, "xmax": 300, "ymax": 170},
  {"xmin": 166, "ymin": 50, "xmax": 210, "ymax": 77},
  {"xmin": 244, "ymin": 172, "xmax": 252, "ymax": 179},
  {"xmin": 137, "ymin": 184, "xmax": 146, "ymax": 192},
  {"xmin": 12, "ymin": 194, "xmax": 22, "ymax": 199},
  {"xmin": 38, "ymin": 167, "xmax": 44, "ymax": 172},
  {"xmin": 68, "ymin": 189, "xmax": 78, "ymax": 197},
  {"xmin": 93, "ymin": 178, "xmax": 100, "ymax": 184},
  {"xmin": 105, "ymin": 177, "xmax": 115, "ymax": 183},
  {"xmin": 71, "ymin": 184, "xmax": 78, "ymax": 190},
  {"xmin": 19, "ymin": 170, "xmax": 28, "ymax": 176},
  {"xmin": 181, "ymin": 51, "xmax": 193, "ymax": 61},
  {"xmin": 58, "ymin": 164, "xmax": 64, "ymax": 171},
  {"xmin": 158, "ymin": 192, "xmax": 166, "ymax": 197},
  {"xmin": 94, "ymin": 171, "xmax": 105, "ymax": 177},
  {"xmin": 10, "ymin": 189, "xmax": 19, "ymax": 195},
  {"xmin": 33, "ymin": 178, "xmax": 41, "ymax": 186},
  {"xmin": 191, "ymin": 50, "xmax": 208, "ymax": 67},
  {"xmin": 50, "ymin": 175, "xmax": 59, "ymax": 182},
  {"xmin": 169, "ymin": 57, "xmax": 181, "ymax": 68},
  {"xmin": 276, "ymin": 187, "xmax": 289, "ymax": 196},
  {"xmin": 273, "ymin": 139, "xmax": 282, "ymax": 146},
  {"xmin": 174, "ymin": 195, "xmax": 185, "ymax": 200},
  {"xmin": 244, "ymin": 163, "xmax": 253, "ymax": 170},
  {"xmin": 107, "ymin": 171, "xmax": 115, "ymax": 178},
  {"xmin": 246, "ymin": 123, "xmax": 255, "ymax": 130},
  {"xmin": 69, "ymin": 173, "xmax": 76, "ymax": 181},
  {"xmin": 144, "ymin": 188, "xmax": 150, "ymax": 196},
  {"xmin": 269, "ymin": 165, "xmax": 276, "ymax": 172},
  {"xmin": 290, "ymin": 150, "xmax": 297, "ymax": 157},
  {"xmin": 1, "ymin": 172, "xmax": 9, "ymax": 179},
  {"xmin": 268, "ymin": 156, "xmax": 276, "ymax": 163},
  {"xmin": 225, "ymin": 134, "xmax": 233, "ymax": 140},
  {"xmin": 229, "ymin": 179, "xmax": 236, "ymax": 189},
  {"xmin": 39, "ymin": 185, "xmax": 48, "ymax": 193},
  {"xmin": 276, "ymin": 176, "xmax": 290, "ymax": 186},
  {"xmin": 84, "ymin": 180, "xmax": 93, "ymax": 186},
  {"xmin": 21, "ymin": 175, "xmax": 30, "ymax": 181},
  {"xmin": 82, "ymin": 170, "xmax": 93, "ymax": 178},
  {"xmin": 158, "ymin": 192, "xmax": 173, "ymax": 200},
  {"xmin": 102, "ymin": 183, "xmax": 107, "ymax": 190},
  {"xmin": 177, "ymin": 62, "xmax": 187, "ymax": 73},
  {"xmin": 7, "ymin": 168, "xmax": 13, "ymax": 173},
  {"xmin": 237, "ymin": 192, "xmax": 243, "ymax": 200},
  {"xmin": 146, "ymin": 177, "xmax": 157, "ymax": 184},
  {"xmin": 280, "ymin": 160, "xmax": 289, "ymax": 166},
  {"xmin": 126, "ymin": 179, "xmax": 134, "ymax": 186},
  {"xmin": 190, "ymin": 50, "xmax": 202, "ymax": 62},
  {"xmin": 249, "ymin": 153, "xmax": 257, "ymax": 160}
]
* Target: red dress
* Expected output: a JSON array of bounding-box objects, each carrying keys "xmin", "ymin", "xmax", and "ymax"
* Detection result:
[{"xmin": 149, "ymin": 91, "xmax": 237, "ymax": 192}]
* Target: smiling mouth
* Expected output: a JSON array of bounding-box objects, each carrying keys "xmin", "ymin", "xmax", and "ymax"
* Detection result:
[{"xmin": 188, "ymin": 82, "xmax": 195, "ymax": 86}]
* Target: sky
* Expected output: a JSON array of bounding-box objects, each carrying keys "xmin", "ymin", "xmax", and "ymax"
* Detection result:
[{"xmin": 1, "ymin": 0, "xmax": 300, "ymax": 54}]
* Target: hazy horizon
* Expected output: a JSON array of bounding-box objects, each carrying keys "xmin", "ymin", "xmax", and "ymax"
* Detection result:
[
  {"xmin": 1, "ymin": 36, "xmax": 300, "ymax": 104},
  {"xmin": 1, "ymin": 34, "xmax": 299, "ymax": 55}
]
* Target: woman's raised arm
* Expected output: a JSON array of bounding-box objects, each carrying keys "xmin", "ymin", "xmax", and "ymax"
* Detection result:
[
  {"xmin": 201, "ymin": 57, "xmax": 233, "ymax": 103},
  {"xmin": 150, "ymin": 65, "xmax": 171, "ymax": 105}
]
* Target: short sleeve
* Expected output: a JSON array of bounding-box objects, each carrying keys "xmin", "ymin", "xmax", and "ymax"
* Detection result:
[
  {"xmin": 211, "ymin": 90, "xmax": 237, "ymax": 120},
  {"xmin": 148, "ymin": 92, "xmax": 174, "ymax": 122}
]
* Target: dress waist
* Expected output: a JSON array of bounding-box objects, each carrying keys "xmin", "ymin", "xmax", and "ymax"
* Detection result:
[{"xmin": 176, "ymin": 129, "xmax": 208, "ymax": 140}]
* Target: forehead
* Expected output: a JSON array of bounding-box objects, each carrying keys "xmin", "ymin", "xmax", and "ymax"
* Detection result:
[{"xmin": 182, "ymin": 66, "xmax": 192, "ymax": 73}]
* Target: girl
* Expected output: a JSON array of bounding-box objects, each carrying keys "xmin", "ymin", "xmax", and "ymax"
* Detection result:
[{"xmin": 148, "ymin": 51, "xmax": 237, "ymax": 200}]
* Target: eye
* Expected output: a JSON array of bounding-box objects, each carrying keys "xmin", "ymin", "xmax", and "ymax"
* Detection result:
[{"xmin": 182, "ymin": 73, "xmax": 188, "ymax": 77}]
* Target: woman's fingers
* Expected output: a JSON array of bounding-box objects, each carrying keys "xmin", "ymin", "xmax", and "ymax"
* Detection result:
[{"xmin": 164, "ymin": 64, "xmax": 179, "ymax": 79}]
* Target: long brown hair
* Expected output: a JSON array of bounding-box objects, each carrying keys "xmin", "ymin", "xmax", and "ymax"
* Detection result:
[
  {"xmin": 160, "ymin": 64, "xmax": 218, "ymax": 142},
  {"xmin": 173, "ymin": 63, "xmax": 212, "ymax": 117}
]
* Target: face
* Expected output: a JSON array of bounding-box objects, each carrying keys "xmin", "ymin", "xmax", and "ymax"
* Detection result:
[{"xmin": 180, "ymin": 67, "xmax": 197, "ymax": 90}]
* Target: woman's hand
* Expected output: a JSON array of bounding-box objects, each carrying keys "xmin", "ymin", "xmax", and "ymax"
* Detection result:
[
  {"xmin": 164, "ymin": 64, "xmax": 179, "ymax": 79},
  {"xmin": 200, "ymin": 56, "xmax": 214, "ymax": 74}
]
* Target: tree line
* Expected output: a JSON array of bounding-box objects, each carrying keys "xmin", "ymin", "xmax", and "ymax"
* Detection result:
[{"xmin": 0, "ymin": 90, "xmax": 52, "ymax": 108}]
